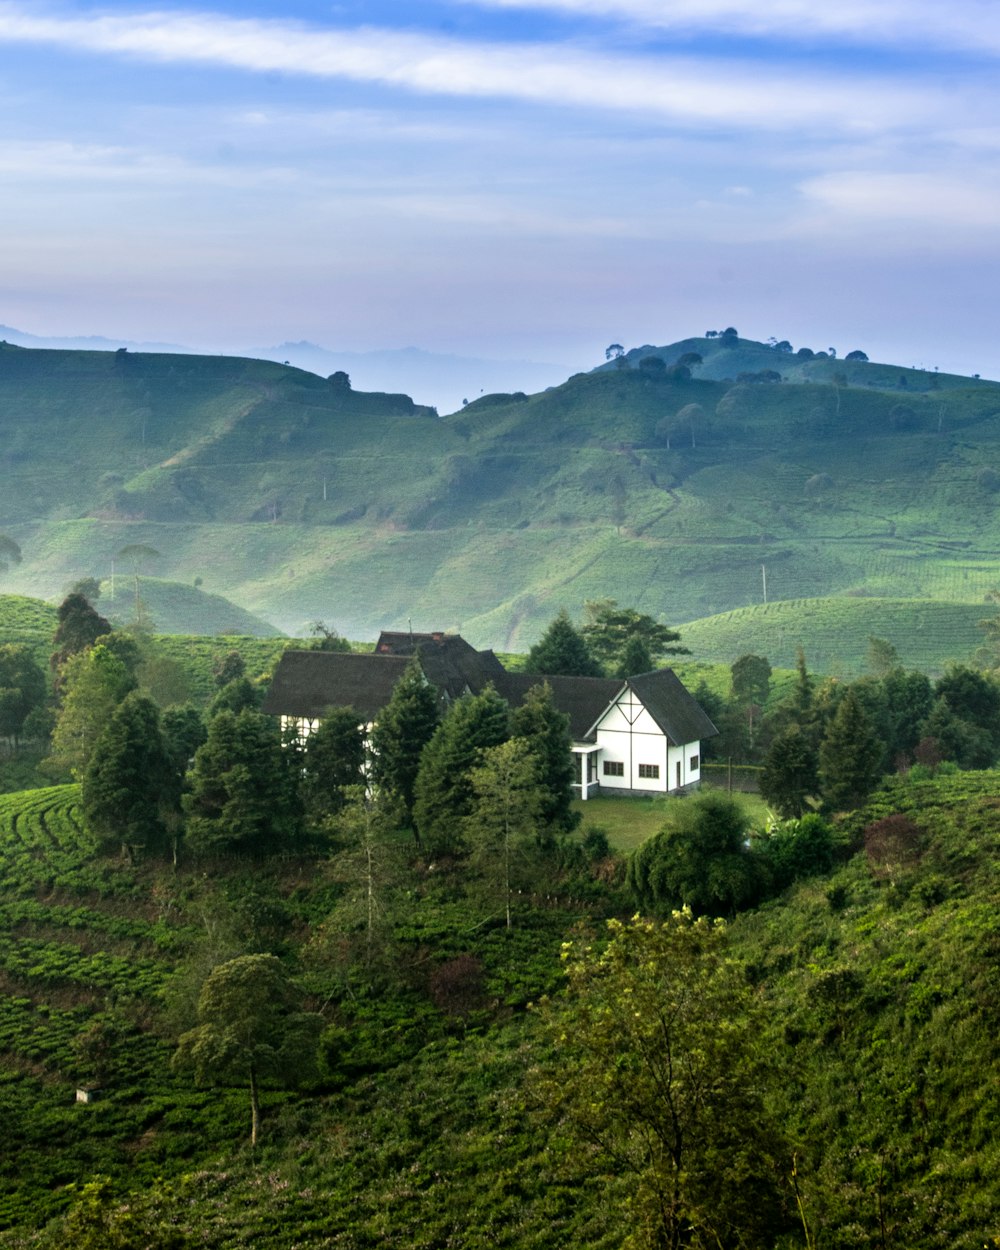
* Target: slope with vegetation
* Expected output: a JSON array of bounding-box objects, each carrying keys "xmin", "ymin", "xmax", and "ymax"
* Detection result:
[{"xmin": 3, "ymin": 335, "xmax": 1000, "ymax": 646}]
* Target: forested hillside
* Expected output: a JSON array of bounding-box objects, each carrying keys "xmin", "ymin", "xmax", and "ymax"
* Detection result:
[
  {"xmin": 0, "ymin": 771, "xmax": 997, "ymax": 1248},
  {"xmin": 3, "ymin": 335, "xmax": 1000, "ymax": 644}
]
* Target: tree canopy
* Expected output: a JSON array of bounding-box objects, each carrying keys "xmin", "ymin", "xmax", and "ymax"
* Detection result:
[
  {"xmin": 535, "ymin": 913, "xmax": 787, "ymax": 1250},
  {"xmin": 523, "ymin": 610, "xmax": 602, "ymax": 677},
  {"xmin": 173, "ymin": 954, "xmax": 323, "ymax": 1146},
  {"xmin": 581, "ymin": 599, "xmax": 688, "ymax": 675}
]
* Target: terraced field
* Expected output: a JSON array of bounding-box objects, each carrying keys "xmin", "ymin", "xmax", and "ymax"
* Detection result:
[{"xmin": 678, "ymin": 596, "xmax": 991, "ymax": 676}]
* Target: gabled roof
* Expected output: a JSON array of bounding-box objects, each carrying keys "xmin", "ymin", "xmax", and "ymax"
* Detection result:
[
  {"xmin": 263, "ymin": 644, "xmax": 717, "ymax": 748},
  {"xmin": 261, "ymin": 651, "xmax": 409, "ymax": 722},
  {"xmin": 624, "ymin": 669, "xmax": 719, "ymax": 745},
  {"xmin": 492, "ymin": 672, "xmax": 623, "ymax": 740}
]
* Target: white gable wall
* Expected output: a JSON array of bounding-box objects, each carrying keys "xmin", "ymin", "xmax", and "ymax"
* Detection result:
[{"xmin": 590, "ymin": 687, "xmax": 702, "ymax": 794}]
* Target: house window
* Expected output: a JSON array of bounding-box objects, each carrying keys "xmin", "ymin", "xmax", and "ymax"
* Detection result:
[
  {"xmin": 690, "ymin": 755, "xmax": 699, "ymax": 771},
  {"xmin": 603, "ymin": 760, "xmax": 624, "ymax": 777},
  {"xmin": 638, "ymin": 764, "xmax": 660, "ymax": 779}
]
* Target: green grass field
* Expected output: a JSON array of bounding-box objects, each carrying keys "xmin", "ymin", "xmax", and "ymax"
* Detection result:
[{"xmin": 573, "ymin": 787, "xmax": 769, "ymax": 853}]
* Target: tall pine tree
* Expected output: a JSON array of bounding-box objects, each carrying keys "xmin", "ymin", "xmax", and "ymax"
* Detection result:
[
  {"xmin": 413, "ymin": 685, "xmax": 510, "ymax": 856},
  {"xmin": 524, "ymin": 610, "xmax": 602, "ymax": 677},
  {"xmin": 184, "ymin": 709, "xmax": 303, "ymax": 856},
  {"xmin": 510, "ymin": 681, "xmax": 577, "ymax": 837},
  {"xmin": 301, "ymin": 707, "xmax": 366, "ymax": 821},
  {"xmin": 818, "ymin": 689, "xmax": 883, "ymax": 812},
  {"xmin": 82, "ymin": 692, "xmax": 178, "ymax": 858},
  {"xmin": 369, "ymin": 658, "xmax": 440, "ymax": 836}
]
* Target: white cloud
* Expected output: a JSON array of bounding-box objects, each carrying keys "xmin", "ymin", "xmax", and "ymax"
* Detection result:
[
  {"xmin": 0, "ymin": 4, "xmax": 960, "ymax": 135},
  {"xmin": 798, "ymin": 170, "xmax": 1000, "ymax": 231},
  {"xmin": 455, "ymin": 0, "xmax": 1000, "ymax": 56}
]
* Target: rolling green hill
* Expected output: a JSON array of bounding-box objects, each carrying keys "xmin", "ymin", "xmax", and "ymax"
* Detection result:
[
  {"xmin": 4, "ymin": 337, "xmax": 1000, "ymax": 649},
  {"xmin": 678, "ymin": 596, "xmax": 993, "ymax": 677}
]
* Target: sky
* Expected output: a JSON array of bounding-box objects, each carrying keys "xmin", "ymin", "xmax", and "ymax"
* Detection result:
[{"xmin": 1, "ymin": 0, "xmax": 1000, "ymax": 390}]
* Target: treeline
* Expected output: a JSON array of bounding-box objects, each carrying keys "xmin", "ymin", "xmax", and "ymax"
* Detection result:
[{"xmin": 691, "ymin": 642, "xmax": 1000, "ymax": 816}]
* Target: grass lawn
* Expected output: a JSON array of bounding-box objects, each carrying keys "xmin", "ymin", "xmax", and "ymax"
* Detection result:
[{"xmin": 573, "ymin": 787, "xmax": 770, "ymax": 853}]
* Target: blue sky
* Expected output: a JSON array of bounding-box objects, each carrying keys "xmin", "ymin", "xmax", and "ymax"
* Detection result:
[{"xmin": 1, "ymin": 0, "xmax": 999, "ymax": 384}]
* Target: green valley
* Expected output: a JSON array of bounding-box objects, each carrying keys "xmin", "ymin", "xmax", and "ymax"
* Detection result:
[{"xmin": 3, "ymin": 335, "xmax": 1000, "ymax": 647}]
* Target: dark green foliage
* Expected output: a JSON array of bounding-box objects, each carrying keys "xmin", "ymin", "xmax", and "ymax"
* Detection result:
[
  {"xmin": 581, "ymin": 598, "xmax": 688, "ymax": 675},
  {"xmin": 81, "ymin": 692, "xmax": 178, "ymax": 857},
  {"xmin": 759, "ymin": 725, "xmax": 819, "ymax": 818},
  {"xmin": 509, "ymin": 681, "xmax": 577, "ymax": 836},
  {"xmin": 207, "ymin": 675, "xmax": 262, "ymax": 717},
  {"xmin": 730, "ymin": 652, "xmax": 771, "ymax": 707},
  {"xmin": 756, "ymin": 812, "xmax": 833, "ymax": 889},
  {"xmin": 50, "ymin": 591, "xmax": 112, "ymax": 674},
  {"xmin": 173, "ymin": 954, "xmax": 323, "ymax": 1146},
  {"xmin": 627, "ymin": 792, "xmax": 766, "ymax": 917},
  {"xmin": 301, "ymin": 707, "xmax": 365, "ymax": 820},
  {"xmin": 369, "ymin": 657, "xmax": 440, "ymax": 825},
  {"xmin": 882, "ymin": 667, "xmax": 933, "ymax": 760},
  {"xmin": 183, "ymin": 709, "xmax": 303, "ymax": 855},
  {"xmin": 819, "ymin": 688, "xmax": 884, "ymax": 811},
  {"xmin": 919, "ymin": 696, "xmax": 995, "ymax": 769},
  {"xmin": 933, "ymin": 664, "xmax": 1000, "ymax": 755},
  {"xmin": 0, "ymin": 643, "xmax": 46, "ymax": 744},
  {"xmin": 616, "ymin": 633, "xmax": 652, "ymax": 677},
  {"xmin": 160, "ymin": 704, "xmax": 207, "ymax": 774},
  {"xmin": 413, "ymin": 686, "xmax": 510, "ymax": 855},
  {"xmin": 536, "ymin": 913, "xmax": 789, "ymax": 1250},
  {"xmin": 212, "ymin": 649, "xmax": 245, "ymax": 687},
  {"xmin": 524, "ymin": 609, "xmax": 602, "ymax": 677}
]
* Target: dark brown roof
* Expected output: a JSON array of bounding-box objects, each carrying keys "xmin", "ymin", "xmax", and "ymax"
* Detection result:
[
  {"xmin": 492, "ymin": 673, "xmax": 623, "ymax": 740},
  {"xmin": 375, "ymin": 630, "xmax": 445, "ymax": 654},
  {"xmin": 264, "ymin": 650, "xmax": 717, "ymax": 747},
  {"xmin": 627, "ymin": 669, "xmax": 719, "ymax": 745},
  {"xmin": 262, "ymin": 651, "xmax": 409, "ymax": 721}
]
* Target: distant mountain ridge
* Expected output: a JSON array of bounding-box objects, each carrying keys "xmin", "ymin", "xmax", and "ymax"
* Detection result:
[
  {"xmin": 0, "ymin": 323, "xmax": 569, "ymax": 416},
  {"xmin": 2, "ymin": 332, "xmax": 1000, "ymax": 651}
]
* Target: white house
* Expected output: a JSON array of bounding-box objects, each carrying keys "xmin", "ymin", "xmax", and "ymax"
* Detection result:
[{"xmin": 262, "ymin": 631, "xmax": 717, "ymax": 799}]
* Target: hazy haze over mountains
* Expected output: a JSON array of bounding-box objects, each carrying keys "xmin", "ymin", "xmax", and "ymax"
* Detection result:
[{"xmin": 0, "ymin": 323, "xmax": 568, "ymax": 416}]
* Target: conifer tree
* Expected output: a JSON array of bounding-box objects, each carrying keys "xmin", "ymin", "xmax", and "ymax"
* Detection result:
[
  {"xmin": 524, "ymin": 610, "xmax": 602, "ymax": 677},
  {"xmin": 818, "ymin": 688, "xmax": 883, "ymax": 812},
  {"xmin": 301, "ymin": 706, "xmax": 365, "ymax": 821},
  {"xmin": 82, "ymin": 691, "xmax": 178, "ymax": 858},
  {"xmin": 369, "ymin": 658, "xmax": 440, "ymax": 833},
  {"xmin": 509, "ymin": 681, "xmax": 577, "ymax": 836},
  {"xmin": 759, "ymin": 726, "xmax": 819, "ymax": 819},
  {"xmin": 184, "ymin": 709, "xmax": 302, "ymax": 855},
  {"xmin": 466, "ymin": 738, "xmax": 541, "ymax": 928},
  {"xmin": 616, "ymin": 634, "xmax": 653, "ymax": 678},
  {"xmin": 413, "ymin": 685, "xmax": 510, "ymax": 856},
  {"xmin": 0, "ymin": 643, "xmax": 47, "ymax": 747}
]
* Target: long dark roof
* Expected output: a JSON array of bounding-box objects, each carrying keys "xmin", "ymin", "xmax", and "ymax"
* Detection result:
[
  {"xmin": 264, "ymin": 646, "xmax": 717, "ymax": 746},
  {"xmin": 261, "ymin": 651, "xmax": 410, "ymax": 721}
]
